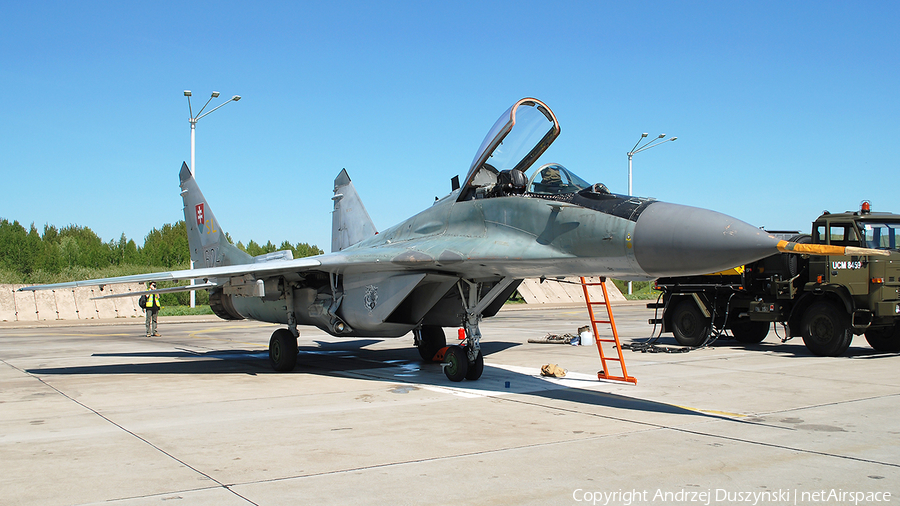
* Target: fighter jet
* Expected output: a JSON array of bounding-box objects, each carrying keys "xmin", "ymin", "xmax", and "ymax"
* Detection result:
[{"xmin": 20, "ymin": 98, "xmax": 885, "ymax": 381}]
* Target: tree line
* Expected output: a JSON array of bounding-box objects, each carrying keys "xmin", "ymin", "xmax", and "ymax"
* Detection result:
[{"xmin": 0, "ymin": 218, "xmax": 323, "ymax": 289}]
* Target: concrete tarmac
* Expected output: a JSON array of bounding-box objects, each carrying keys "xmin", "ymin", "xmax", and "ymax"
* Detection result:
[{"xmin": 1, "ymin": 303, "xmax": 898, "ymax": 506}]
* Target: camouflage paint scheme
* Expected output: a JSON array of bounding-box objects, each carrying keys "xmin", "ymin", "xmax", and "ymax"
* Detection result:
[{"xmin": 20, "ymin": 98, "xmax": 833, "ymax": 380}]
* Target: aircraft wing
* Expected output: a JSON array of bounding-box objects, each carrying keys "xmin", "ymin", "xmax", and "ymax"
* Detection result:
[{"xmin": 16, "ymin": 257, "xmax": 322, "ymax": 293}]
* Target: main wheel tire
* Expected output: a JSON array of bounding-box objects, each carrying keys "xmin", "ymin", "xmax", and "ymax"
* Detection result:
[
  {"xmin": 443, "ymin": 346, "xmax": 469, "ymax": 382},
  {"xmin": 670, "ymin": 299, "xmax": 710, "ymax": 347},
  {"xmin": 465, "ymin": 351, "xmax": 484, "ymax": 381},
  {"xmin": 865, "ymin": 323, "xmax": 900, "ymax": 352},
  {"xmin": 269, "ymin": 329, "xmax": 298, "ymax": 372},
  {"xmin": 416, "ymin": 326, "xmax": 447, "ymax": 362},
  {"xmin": 731, "ymin": 320, "xmax": 770, "ymax": 343},
  {"xmin": 801, "ymin": 301, "xmax": 852, "ymax": 356}
]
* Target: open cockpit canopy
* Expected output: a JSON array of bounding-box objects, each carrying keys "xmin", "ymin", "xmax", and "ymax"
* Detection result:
[{"xmin": 459, "ymin": 98, "xmax": 561, "ymax": 201}]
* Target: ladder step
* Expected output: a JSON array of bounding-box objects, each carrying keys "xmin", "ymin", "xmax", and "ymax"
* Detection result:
[
  {"xmin": 598, "ymin": 373, "xmax": 638, "ymax": 384},
  {"xmin": 648, "ymin": 318, "xmax": 663, "ymax": 325},
  {"xmin": 646, "ymin": 302, "xmax": 665, "ymax": 309}
]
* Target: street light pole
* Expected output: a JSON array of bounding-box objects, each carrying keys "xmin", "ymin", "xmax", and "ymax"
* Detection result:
[
  {"xmin": 183, "ymin": 90, "xmax": 241, "ymax": 307},
  {"xmin": 627, "ymin": 133, "xmax": 647, "ymax": 198},
  {"xmin": 190, "ymin": 118, "xmax": 195, "ymax": 176},
  {"xmin": 184, "ymin": 90, "xmax": 241, "ymax": 176},
  {"xmin": 626, "ymin": 132, "xmax": 677, "ymax": 294}
]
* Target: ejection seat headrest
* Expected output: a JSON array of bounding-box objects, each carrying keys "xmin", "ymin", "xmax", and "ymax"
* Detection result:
[{"xmin": 497, "ymin": 169, "xmax": 527, "ymax": 195}]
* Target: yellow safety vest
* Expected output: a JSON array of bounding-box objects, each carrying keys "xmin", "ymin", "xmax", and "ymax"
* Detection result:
[{"xmin": 146, "ymin": 292, "xmax": 160, "ymax": 308}]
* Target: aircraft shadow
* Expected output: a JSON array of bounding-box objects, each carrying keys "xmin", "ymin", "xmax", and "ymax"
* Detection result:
[
  {"xmin": 26, "ymin": 339, "xmax": 721, "ymax": 420},
  {"xmin": 24, "ymin": 340, "xmax": 520, "ymax": 376}
]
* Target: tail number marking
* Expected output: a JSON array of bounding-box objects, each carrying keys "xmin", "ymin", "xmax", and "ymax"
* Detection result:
[{"xmin": 204, "ymin": 246, "xmax": 219, "ymax": 267}]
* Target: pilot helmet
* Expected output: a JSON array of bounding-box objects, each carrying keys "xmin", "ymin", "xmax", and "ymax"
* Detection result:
[{"xmin": 541, "ymin": 166, "xmax": 561, "ymax": 183}]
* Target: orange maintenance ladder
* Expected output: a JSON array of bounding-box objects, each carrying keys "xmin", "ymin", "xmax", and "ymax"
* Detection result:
[{"xmin": 580, "ymin": 277, "xmax": 637, "ymax": 385}]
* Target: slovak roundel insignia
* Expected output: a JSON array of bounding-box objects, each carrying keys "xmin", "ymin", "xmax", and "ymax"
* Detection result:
[{"xmin": 195, "ymin": 203, "xmax": 204, "ymax": 226}]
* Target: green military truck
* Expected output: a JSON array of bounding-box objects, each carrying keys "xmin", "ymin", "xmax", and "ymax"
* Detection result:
[{"xmin": 653, "ymin": 202, "xmax": 900, "ymax": 356}]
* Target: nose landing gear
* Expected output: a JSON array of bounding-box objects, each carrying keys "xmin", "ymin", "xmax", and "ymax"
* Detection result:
[{"xmin": 433, "ymin": 277, "xmax": 513, "ymax": 382}]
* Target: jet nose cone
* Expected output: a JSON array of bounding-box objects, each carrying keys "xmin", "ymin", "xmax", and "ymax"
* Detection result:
[{"xmin": 632, "ymin": 202, "xmax": 778, "ymax": 277}]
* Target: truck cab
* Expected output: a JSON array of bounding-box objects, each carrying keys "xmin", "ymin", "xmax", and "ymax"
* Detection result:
[{"xmin": 806, "ymin": 206, "xmax": 900, "ymax": 329}]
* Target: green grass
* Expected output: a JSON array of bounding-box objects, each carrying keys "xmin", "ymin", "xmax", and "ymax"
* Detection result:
[
  {"xmin": 611, "ymin": 279, "xmax": 662, "ymax": 300},
  {"xmin": 159, "ymin": 305, "xmax": 215, "ymax": 316}
]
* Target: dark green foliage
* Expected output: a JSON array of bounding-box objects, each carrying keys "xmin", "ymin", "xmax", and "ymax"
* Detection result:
[
  {"xmin": 292, "ymin": 242, "xmax": 324, "ymax": 258},
  {"xmin": 142, "ymin": 221, "xmax": 190, "ymax": 268},
  {"xmin": 237, "ymin": 239, "xmax": 323, "ymax": 259},
  {"xmin": 57, "ymin": 224, "xmax": 107, "ymax": 268},
  {"xmin": 0, "ymin": 217, "xmax": 323, "ymax": 286},
  {"xmin": 0, "ymin": 219, "xmax": 28, "ymax": 273}
]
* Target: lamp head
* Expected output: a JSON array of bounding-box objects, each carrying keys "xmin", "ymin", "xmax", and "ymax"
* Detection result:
[
  {"xmin": 211, "ymin": 91, "xmax": 220, "ymax": 98},
  {"xmin": 232, "ymin": 95, "xmax": 241, "ymax": 101},
  {"xmin": 184, "ymin": 90, "xmax": 192, "ymax": 97}
]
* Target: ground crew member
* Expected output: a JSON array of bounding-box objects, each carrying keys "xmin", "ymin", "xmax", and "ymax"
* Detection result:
[{"xmin": 144, "ymin": 281, "xmax": 161, "ymax": 337}]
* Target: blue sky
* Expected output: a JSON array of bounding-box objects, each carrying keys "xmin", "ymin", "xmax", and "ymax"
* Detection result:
[{"xmin": 2, "ymin": 1, "xmax": 898, "ymax": 253}]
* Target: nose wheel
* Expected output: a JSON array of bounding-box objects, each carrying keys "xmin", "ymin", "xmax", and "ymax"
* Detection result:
[
  {"xmin": 465, "ymin": 350, "xmax": 484, "ymax": 380},
  {"xmin": 436, "ymin": 277, "xmax": 513, "ymax": 382},
  {"xmin": 442, "ymin": 346, "xmax": 468, "ymax": 381},
  {"xmin": 438, "ymin": 346, "xmax": 484, "ymax": 382}
]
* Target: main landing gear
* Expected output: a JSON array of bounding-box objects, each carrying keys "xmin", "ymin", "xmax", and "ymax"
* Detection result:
[
  {"xmin": 414, "ymin": 325, "xmax": 446, "ymax": 361},
  {"xmin": 269, "ymin": 309, "xmax": 300, "ymax": 372},
  {"xmin": 269, "ymin": 328, "xmax": 298, "ymax": 372}
]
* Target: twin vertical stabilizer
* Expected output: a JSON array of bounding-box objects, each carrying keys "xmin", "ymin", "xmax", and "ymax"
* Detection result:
[
  {"xmin": 179, "ymin": 162, "xmax": 252, "ymax": 268},
  {"xmin": 332, "ymin": 169, "xmax": 377, "ymax": 252}
]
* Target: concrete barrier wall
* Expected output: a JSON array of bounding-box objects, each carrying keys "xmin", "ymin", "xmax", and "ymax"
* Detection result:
[
  {"xmin": 0, "ymin": 283, "xmax": 146, "ymax": 322},
  {"xmin": 517, "ymin": 277, "xmax": 626, "ymax": 305}
]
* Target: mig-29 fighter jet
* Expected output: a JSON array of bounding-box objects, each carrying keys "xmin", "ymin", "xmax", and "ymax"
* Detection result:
[{"xmin": 21, "ymin": 98, "xmax": 885, "ymax": 381}]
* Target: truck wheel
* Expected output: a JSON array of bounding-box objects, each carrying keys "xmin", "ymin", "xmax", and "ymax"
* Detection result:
[
  {"xmin": 864, "ymin": 324, "xmax": 900, "ymax": 352},
  {"xmin": 801, "ymin": 301, "xmax": 852, "ymax": 356},
  {"xmin": 670, "ymin": 299, "xmax": 710, "ymax": 347},
  {"xmin": 731, "ymin": 320, "xmax": 770, "ymax": 343}
]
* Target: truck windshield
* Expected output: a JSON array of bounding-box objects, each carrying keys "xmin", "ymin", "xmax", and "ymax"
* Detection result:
[{"xmin": 861, "ymin": 222, "xmax": 900, "ymax": 250}]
